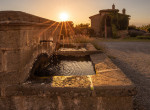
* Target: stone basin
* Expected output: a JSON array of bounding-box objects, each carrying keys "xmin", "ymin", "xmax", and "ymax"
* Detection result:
[
  {"xmin": 0, "ymin": 43, "xmax": 137, "ymax": 110},
  {"xmin": 1, "ymin": 53, "xmax": 137, "ymax": 110}
]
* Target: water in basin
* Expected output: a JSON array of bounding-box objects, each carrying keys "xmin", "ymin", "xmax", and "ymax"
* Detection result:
[{"xmin": 35, "ymin": 55, "xmax": 95, "ymax": 77}]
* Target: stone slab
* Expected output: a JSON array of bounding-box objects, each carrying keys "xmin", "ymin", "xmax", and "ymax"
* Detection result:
[
  {"xmin": 86, "ymin": 43, "xmax": 97, "ymax": 51},
  {"xmin": 90, "ymin": 53, "xmax": 136, "ymax": 96}
]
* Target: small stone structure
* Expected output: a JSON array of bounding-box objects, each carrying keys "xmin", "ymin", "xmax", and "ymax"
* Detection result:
[
  {"xmin": 0, "ymin": 11, "xmax": 74, "ymax": 84},
  {"xmin": 0, "ymin": 11, "xmax": 62, "ymax": 84},
  {"xmin": 89, "ymin": 4, "xmax": 130, "ymax": 38}
]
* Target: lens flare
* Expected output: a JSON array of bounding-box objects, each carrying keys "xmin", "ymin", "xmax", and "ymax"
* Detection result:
[{"xmin": 59, "ymin": 12, "xmax": 69, "ymax": 21}]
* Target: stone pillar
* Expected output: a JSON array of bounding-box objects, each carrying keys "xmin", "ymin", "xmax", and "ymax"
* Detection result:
[
  {"xmin": 122, "ymin": 8, "xmax": 126, "ymax": 15},
  {"xmin": 112, "ymin": 4, "xmax": 115, "ymax": 10}
]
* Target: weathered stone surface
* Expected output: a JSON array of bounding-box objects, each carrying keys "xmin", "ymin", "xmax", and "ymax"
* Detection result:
[
  {"xmin": 0, "ymin": 53, "xmax": 136, "ymax": 110},
  {"xmin": 0, "ymin": 97, "xmax": 15, "ymax": 110},
  {"xmin": 0, "ymin": 72, "xmax": 20, "ymax": 84},
  {"xmin": 52, "ymin": 76, "xmax": 91, "ymax": 88},
  {"xmin": 0, "ymin": 51, "xmax": 2, "ymax": 72},
  {"xmin": 0, "ymin": 30, "xmax": 20, "ymax": 48},
  {"xmin": 56, "ymin": 43, "xmax": 101, "ymax": 56},
  {"xmin": 91, "ymin": 53, "xmax": 136, "ymax": 97},
  {"xmin": 86, "ymin": 43, "xmax": 97, "ymax": 51},
  {"xmin": 91, "ymin": 72, "xmax": 136, "ymax": 97},
  {"xmin": 97, "ymin": 97, "xmax": 133, "ymax": 110},
  {"xmin": 0, "ymin": 26, "xmax": 57, "ymax": 84},
  {"xmin": 11, "ymin": 96, "xmax": 98, "ymax": 110},
  {"xmin": 0, "ymin": 95, "xmax": 134, "ymax": 110},
  {"xmin": 6, "ymin": 51, "xmax": 20, "ymax": 72},
  {"xmin": 0, "ymin": 11, "xmax": 53, "ymax": 23}
]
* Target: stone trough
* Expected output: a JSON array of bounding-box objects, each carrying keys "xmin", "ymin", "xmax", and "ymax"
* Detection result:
[
  {"xmin": 0, "ymin": 12, "xmax": 136, "ymax": 109},
  {"xmin": 0, "ymin": 43, "xmax": 136, "ymax": 110}
]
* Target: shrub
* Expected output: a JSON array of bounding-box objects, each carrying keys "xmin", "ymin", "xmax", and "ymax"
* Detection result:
[
  {"xmin": 128, "ymin": 25, "xmax": 137, "ymax": 30},
  {"xmin": 112, "ymin": 24, "xmax": 119, "ymax": 38},
  {"xmin": 74, "ymin": 23, "xmax": 96, "ymax": 37},
  {"xmin": 88, "ymin": 28, "xmax": 96, "ymax": 37},
  {"xmin": 72, "ymin": 35, "xmax": 94, "ymax": 43},
  {"xmin": 61, "ymin": 35, "xmax": 105, "ymax": 51},
  {"xmin": 137, "ymin": 24, "xmax": 150, "ymax": 32},
  {"xmin": 136, "ymin": 36, "xmax": 150, "ymax": 39},
  {"xmin": 128, "ymin": 30, "xmax": 145, "ymax": 37}
]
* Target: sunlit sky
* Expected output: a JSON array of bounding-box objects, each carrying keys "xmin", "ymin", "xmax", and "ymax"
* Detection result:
[{"xmin": 0, "ymin": 0, "xmax": 150, "ymax": 26}]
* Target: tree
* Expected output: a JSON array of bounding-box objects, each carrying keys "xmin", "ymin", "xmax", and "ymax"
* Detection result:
[
  {"xmin": 128, "ymin": 25, "xmax": 136, "ymax": 30},
  {"xmin": 148, "ymin": 28, "xmax": 150, "ymax": 33},
  {"xmin": 74, "ymin": 23, "xmax": 95, "ymax": 37}
]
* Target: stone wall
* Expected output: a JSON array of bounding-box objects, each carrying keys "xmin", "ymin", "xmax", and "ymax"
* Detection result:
[
  {"xmin": 0, "ymin": 94, "xmax": 134, "ymax": 110},
  {"xmin": 0, "ymin": 22, "xmax": 60, "ymax": 84}
]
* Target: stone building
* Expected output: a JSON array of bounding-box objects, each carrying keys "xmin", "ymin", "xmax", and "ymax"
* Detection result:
[{"xmin": 89, "ymin": 4, "xmax": 130, "ymax": 38}]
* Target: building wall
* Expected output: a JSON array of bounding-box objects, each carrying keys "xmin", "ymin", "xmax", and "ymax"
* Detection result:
[
  {"xmin": 90, "ymin": 15, "xmax": 101, "ymax": 36},
  {"xmin": 90, "ymin": 10, "xmax": 130, "ymax": 38}
]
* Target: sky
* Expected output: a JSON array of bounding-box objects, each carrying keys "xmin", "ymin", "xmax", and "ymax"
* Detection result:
[{"xmin": 0, "ymin": 0, "xmax": 150, "ymax": 26}]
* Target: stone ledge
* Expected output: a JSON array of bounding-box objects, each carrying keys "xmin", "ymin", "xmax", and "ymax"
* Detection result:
[
  {"xmin": 56, "ymin": 51, "xmax": 102, "ymax": 56},
  {"xmin": 56, "ymin": 43, "xmax": 102, "ymax": 56}
]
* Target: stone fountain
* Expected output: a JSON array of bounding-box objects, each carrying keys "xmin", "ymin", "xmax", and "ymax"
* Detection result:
[{"xmin": 0, "ymin": 11, "xmax": 136, "ymax": 110}]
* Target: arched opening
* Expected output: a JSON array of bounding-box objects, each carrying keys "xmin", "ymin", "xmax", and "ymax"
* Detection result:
[{"xmin": 28, "ymin": 53, "xmax": 52, "ymax": 81}]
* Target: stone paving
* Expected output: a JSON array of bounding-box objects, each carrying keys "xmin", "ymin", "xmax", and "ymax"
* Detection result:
[{"xmin": 102, "ymin": 41, "xmax": 150, "ymax": 110}]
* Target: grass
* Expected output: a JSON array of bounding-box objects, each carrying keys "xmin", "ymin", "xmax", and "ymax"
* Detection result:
[
  {"xmin": 136, "ymin": 36, "xmax": 150, "ymax": 39},
  {"xmin": 73, "ymin": 35, "xmax": 94, "ymax": 43},
  {"xmin": 96, "ymin": 37, "xmax": 150, "ymax": 42}
]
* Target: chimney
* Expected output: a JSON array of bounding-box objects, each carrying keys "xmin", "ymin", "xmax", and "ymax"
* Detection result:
[
  {"xmin": 122, "ymin": 8, "xmax": 126, "ymax": 14},
  {"xmin": 112, "ymin": 4, "xmax": 115, "ymax": 10}
]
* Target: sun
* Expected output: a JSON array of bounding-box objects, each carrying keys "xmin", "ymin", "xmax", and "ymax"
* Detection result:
[{"xmin": 59, "ymin": 12, "xmax": 69, "ymax": 21}]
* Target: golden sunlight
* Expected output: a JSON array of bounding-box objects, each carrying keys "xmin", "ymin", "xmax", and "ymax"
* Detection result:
[{"xmin": 59, "ymin": 12, "xmax": 69, "ymax": 21}]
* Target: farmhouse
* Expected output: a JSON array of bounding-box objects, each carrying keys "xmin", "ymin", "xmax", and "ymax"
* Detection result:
[{"xmin": 89, "ymin": 4, "xmax": 130, "ymax": 38}]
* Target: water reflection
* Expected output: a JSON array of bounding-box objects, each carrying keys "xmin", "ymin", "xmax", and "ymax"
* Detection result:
[{"xmin": 35, "ymin": 55, "xmax": 95, "ymax": 77}]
